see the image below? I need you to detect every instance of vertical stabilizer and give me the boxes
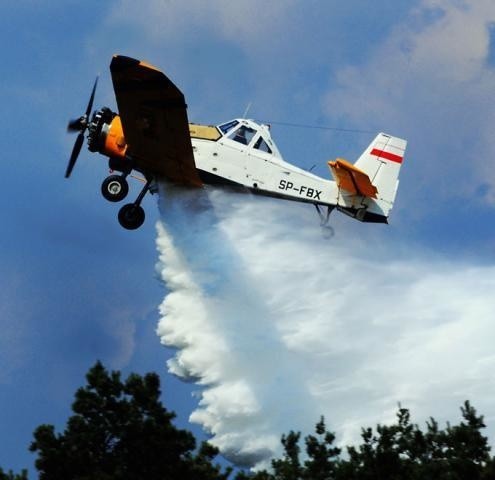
[329,133,407,223]
[354,133,407,208]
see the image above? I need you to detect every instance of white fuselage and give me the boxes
[191,119,339,207]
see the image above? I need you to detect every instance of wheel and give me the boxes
[101,175,129,202]
[118,203,145,230]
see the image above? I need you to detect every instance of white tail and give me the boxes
[354,133,407,220]
[355,133,406,204]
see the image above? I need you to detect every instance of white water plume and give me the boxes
[156,184,495,468]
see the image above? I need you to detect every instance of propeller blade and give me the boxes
[65,76,98,178]
[85,76,99,119]
[65,132,84,178]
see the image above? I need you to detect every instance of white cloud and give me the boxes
[325,0,495,205]
[103,1,423,124]
[156,186,495,468]
[107,0,298,52]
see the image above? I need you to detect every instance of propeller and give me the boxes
[65,76,99,178]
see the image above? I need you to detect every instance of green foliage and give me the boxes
[240,418,339,480]
[341,401,493,480]
[303,416,341,479]
[29,361,231,480]
[4,361,495,480]
[0,468,28,480]
[240,402,495,480]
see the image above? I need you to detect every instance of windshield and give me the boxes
[253,136,272,154]
[218,120,239,135]
[227,125,257,145]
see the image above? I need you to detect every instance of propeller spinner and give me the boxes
[65,76,99,178]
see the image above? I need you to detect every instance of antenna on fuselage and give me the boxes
[242,102,252,119]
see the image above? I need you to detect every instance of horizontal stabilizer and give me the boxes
[328,158,377,198]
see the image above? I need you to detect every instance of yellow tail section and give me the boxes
[328,158,377,198]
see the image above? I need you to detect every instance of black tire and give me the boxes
[118,203,145,230]
[101,175,129,202]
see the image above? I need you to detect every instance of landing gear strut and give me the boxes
[315,204,335,238]
[117,178,152,230]
[315,204,334,227]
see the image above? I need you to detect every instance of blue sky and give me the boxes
[2,0,495,474]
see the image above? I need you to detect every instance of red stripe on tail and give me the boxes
[370,148,403,164]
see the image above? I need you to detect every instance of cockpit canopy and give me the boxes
[218,119,282,159]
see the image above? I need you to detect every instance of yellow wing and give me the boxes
[328,158,377,198]
[110,55,202,187]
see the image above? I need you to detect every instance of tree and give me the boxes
[241,402,495,480]
[0,469,28,480]
[238,418,340,480]
[271,431,303,480]
[302,417,341,479]
[342,401,493,480]
[29,361,231,480]
[5,363,495,479]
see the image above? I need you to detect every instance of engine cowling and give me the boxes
[87,108,132,173]
[88,107,127,157]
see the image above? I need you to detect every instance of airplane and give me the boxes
[66,55,407,230]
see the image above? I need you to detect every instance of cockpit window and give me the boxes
[228,125,257,145]
[219,120,239,135]
[254,136,272,154]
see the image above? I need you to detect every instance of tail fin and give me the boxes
[329,133,407,223]
[355,133,407,208]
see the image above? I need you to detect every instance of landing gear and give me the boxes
[315,204,335,239]
[118,203,145,230]
[117,178,152,230]
[101,174,129,202]
[315,204,335,227]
